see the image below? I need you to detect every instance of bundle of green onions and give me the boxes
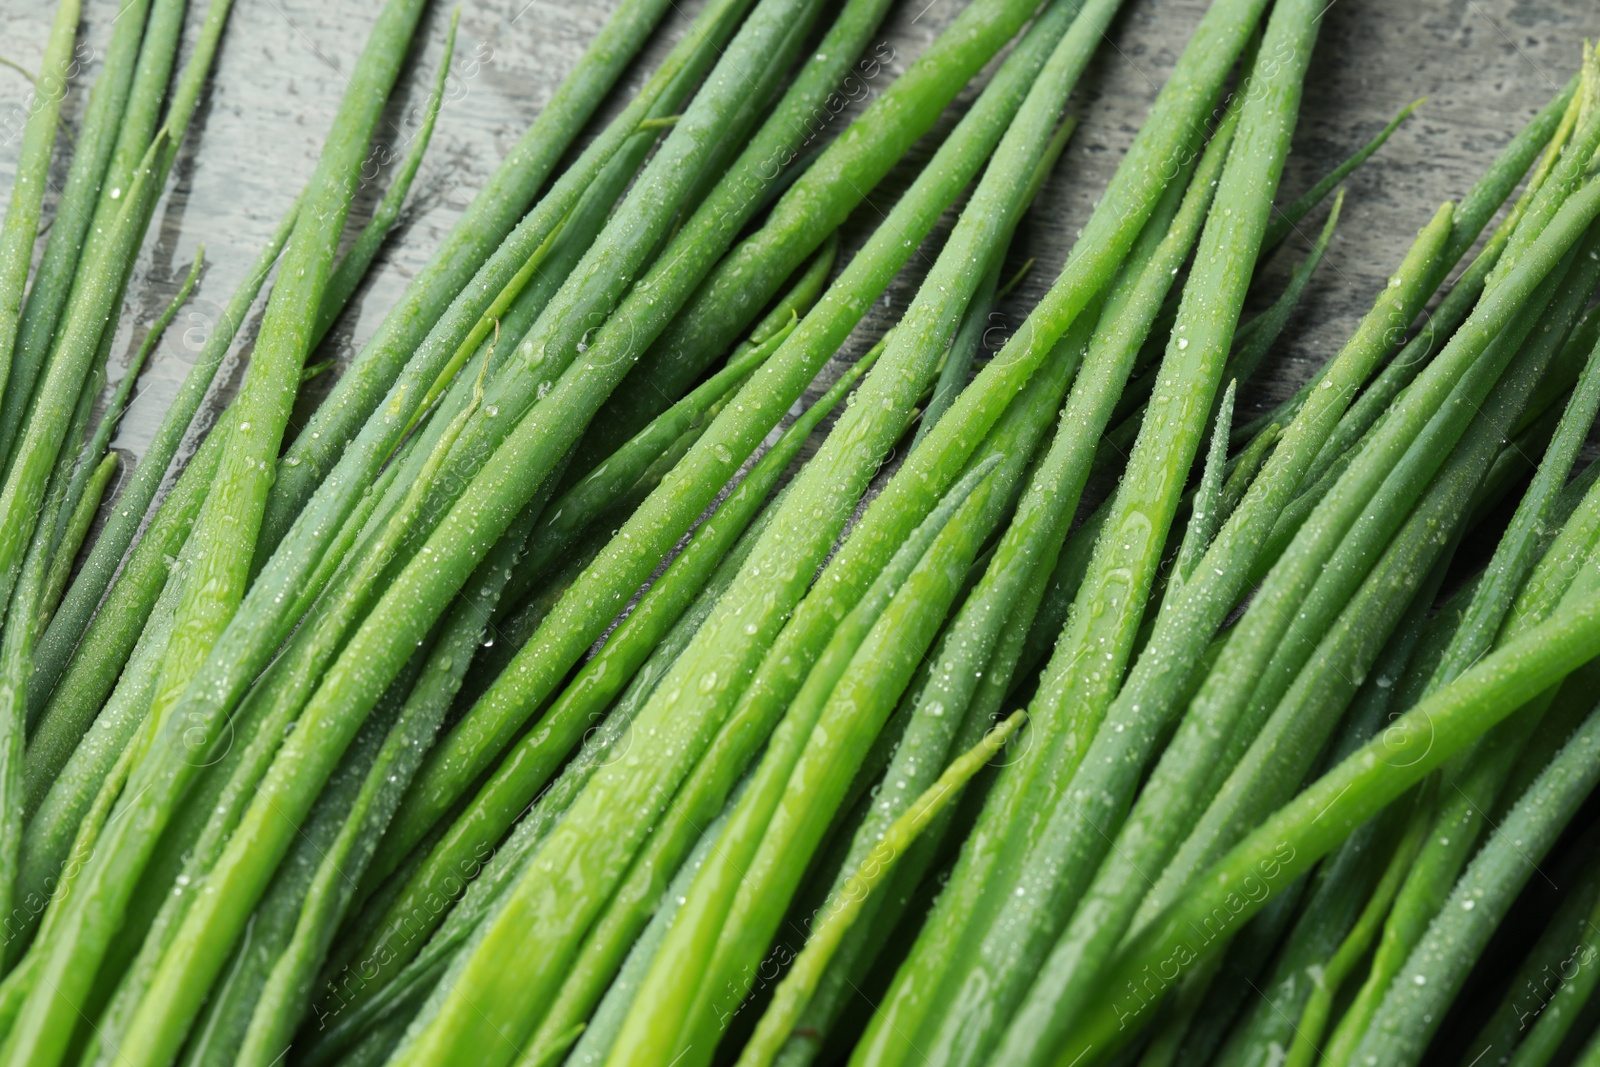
[0,0,1597,1064]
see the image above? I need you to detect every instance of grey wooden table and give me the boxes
[0,0,1596,501]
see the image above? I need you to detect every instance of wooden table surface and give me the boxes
[1,0,1596,507]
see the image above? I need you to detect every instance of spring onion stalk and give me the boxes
[0,0,81,418]
[520,430,1014,1067]
[237,551,519,1063]
[874,9,1321,1065]
[0,447,76,956]
[334,75,719,703]
[89,467,444,1067]
[1103,189,1340,459]
[1348,701,1600,1066]
[260,0,680,538]
[5,638,149,980]
[1168,382,1236,600]
[515,495,998,1067]
[0,0,241,622]
[1259,98,1422,252]
[1487,59,1600,293]
[1443,314,1600,708]
[80,471,407,1052]
[913,271,998,454]
[386,0,1095,871]
[1049,569,1600,1063]
[1289,227,1539,511]
[1335,318,1600,913]
[1205,806,1410,1067]
[515,228,838,575]
[36,451,116,628]
[1123,164,1600,946]
[1126,91,1433,399]
[0,128,165,630]
[978,189,1466,1067]
[1202,549,1457,1067]
[213,492,576,1060]
[1458,830,1600,1065]
[352,0,757,465]
[55,39,460,977]
[348,341,883,1019]
[0,1,429,1062]
[533,291,831,613]
[1190,202,1600,809]
[476,0,1283,1056]
[2,0,151,471]
[409,0,1286,1052]
[0,382,89,859]
[26,204,296,727]
[1502,883,1600,1066]
[1288,77,1579,496]
[12,429,190,976]
[12,567,183,964]
[558,795,743,1067]
[1278,790,1434,1067]
[146,0,806,911]
[313,12,456,345]
[67,119,432,1039]
[562,222,837,480]
[606,437,1017,1065]
[144,10,755,902]
[46,248,202,574]
[908,117,1078,455]
[737,713,1028,1067]
[510,316,797,596]
[1129,235,1594,1005]
[306,488,794,1067]
[1229,206,1339,389]
[575,0,1081,466]
[1493,657,1600,828]
[610,266,1091,1067]
[74,0,848,1060]
[251,0,784,597]
[480,117,1026,859]
[257,8,761,883]
[0,0,188,477]
[23,420,224,824]
[0,4,1569,1064]
[477,409,712,683]
[1578,1024,1600,1067]
[1318,336,1600,1067]
[384,60,702,458]
[786,75,1243,1067]
[176,669,413,1067]
[85,375,474,1067]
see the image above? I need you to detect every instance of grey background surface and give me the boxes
[0,0,1596,510]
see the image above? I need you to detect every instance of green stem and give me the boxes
[736,713,1028,1067]
[36,451,117,628]
[261,0,680,542]
[313,12,457,346]
[1349,701,1600,1066]
[1053,579,1600,1062]
[1,0,152,479]
[27,207,294,728]
[0,0,81,419]
[352,338,884,1022]
[0,1,428,1062]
